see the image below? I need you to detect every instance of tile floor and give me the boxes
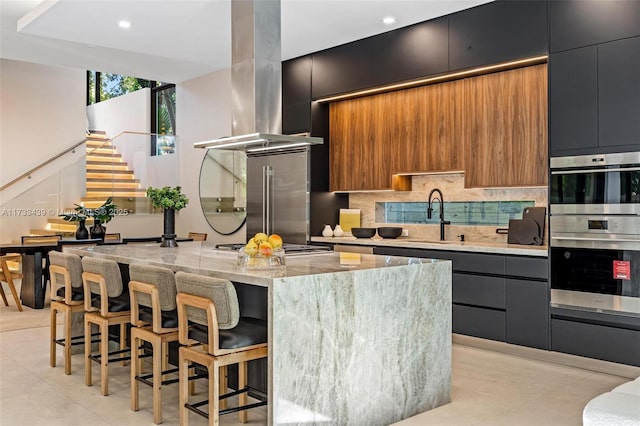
[0,301,635,426]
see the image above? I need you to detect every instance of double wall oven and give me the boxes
[549,152,640,316]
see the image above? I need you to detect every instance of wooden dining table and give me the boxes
[0,239,101,309]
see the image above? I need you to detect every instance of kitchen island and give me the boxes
[68,241,452,425]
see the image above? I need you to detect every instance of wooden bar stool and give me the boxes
[129,264,180,424]
[49,251,85,375]
[175,271,268,426]
[82,257,131,396]
[0,254,23,311]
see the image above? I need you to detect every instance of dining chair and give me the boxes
[187,232,208,242]
[82,257,131,396]
[21,235,62,245]
[104,233,121,242]
[129,264,179,424]
[49,251,85,374]
[0,254,23,311]
[176,271,268,425]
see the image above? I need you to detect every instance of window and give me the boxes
[151,83,176,156]
[86,72,177,156]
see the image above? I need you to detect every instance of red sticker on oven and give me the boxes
[613,260,631,280]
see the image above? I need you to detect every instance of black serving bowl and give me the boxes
[377,227,403,239]
[351,227,377,238]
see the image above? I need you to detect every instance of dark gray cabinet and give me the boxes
[310,18,448,99]
[506,279,549,350]
[549,46,598,155]
[282,56,312,134]
[551,308,640,366]
[598,36,640,149]
[448,0,547,71]
[372,246,549,349]
[549,36,640,156]
[549,0,640,53]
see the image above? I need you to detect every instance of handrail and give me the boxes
[204,151,247,185]
[0,137,87,191]
[1,131,176,192]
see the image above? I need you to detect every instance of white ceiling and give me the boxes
[1,0,492,83]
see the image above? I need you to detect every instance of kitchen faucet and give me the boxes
[427,188,451,241]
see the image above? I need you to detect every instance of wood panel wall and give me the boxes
[329,63,548,191]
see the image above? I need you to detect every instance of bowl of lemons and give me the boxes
[237,232,286,269]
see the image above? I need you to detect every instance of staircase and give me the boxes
[31,131,148,236]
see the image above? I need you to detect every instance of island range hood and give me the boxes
[194,0,322,152]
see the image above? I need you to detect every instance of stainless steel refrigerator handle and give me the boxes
[262,165,268,234]
[265,165,272,235]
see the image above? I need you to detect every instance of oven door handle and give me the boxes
[552,236,640,243]
[551,167,640,175]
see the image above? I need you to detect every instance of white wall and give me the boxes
[175,68,246,244]
[0,59,86,241]
[0,59,86,185]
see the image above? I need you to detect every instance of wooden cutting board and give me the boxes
[507,218,540,245]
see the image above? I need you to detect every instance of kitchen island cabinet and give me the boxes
[371,246,549,350]
[68,242,452,425]
[312,236,549,350]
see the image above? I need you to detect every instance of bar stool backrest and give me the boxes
[129,264,177,311]
[175,271,239,330]
[81,257,123,297]
[49,251,83,304]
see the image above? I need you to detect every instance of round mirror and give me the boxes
[199,149,247,235]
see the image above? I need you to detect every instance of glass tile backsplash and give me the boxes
[378,201,535,226]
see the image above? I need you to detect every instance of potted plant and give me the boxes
[87,197,117,240]
[146,186,189,247]
[60,209,89,240]
[60,197,117,240]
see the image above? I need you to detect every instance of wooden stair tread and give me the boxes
[86,169,134,174]
[87,177,140,183]
[86,152,121,158]
[86,165,129,171]
[87,183,141,189]
[87,159,127,166]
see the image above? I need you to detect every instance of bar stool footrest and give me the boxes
[135,367,180,387]
[185,386,268,419]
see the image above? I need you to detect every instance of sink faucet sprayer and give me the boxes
[427,188,451,241]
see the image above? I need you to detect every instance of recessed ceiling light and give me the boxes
[382,16,396,26]
[118,20,131,29]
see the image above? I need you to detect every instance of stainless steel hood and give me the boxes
[194,0,323,152]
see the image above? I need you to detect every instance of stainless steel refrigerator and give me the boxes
[246,147,310,244]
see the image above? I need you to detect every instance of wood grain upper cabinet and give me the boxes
[329,97,394,191]
[329,81,465,191]
[464,64,548,188]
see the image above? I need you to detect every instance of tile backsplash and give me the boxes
[348,173,548,244]
[378,200,535,225]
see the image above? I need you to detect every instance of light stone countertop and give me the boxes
[311,235,549,257]
[68,239,453,424]
[67,241,448,287]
